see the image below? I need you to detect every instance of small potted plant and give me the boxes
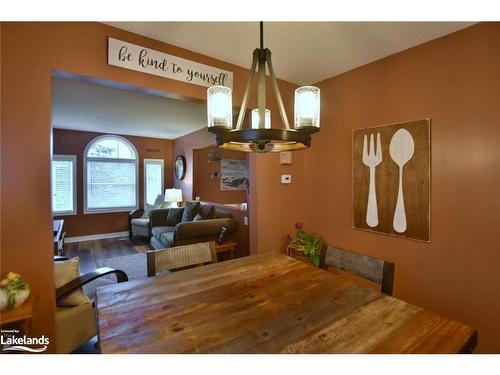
[289,223,326,267]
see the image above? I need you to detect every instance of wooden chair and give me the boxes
[147,241,217,277]
[319,245,395,295]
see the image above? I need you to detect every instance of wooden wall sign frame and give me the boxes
[352,119,431,242]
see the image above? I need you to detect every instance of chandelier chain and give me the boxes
[260,21,264,50]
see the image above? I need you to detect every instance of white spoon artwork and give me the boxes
[389,129,415,233]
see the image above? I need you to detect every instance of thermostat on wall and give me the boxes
[281,175,292,184]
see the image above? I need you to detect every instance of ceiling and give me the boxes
[106,22,474,85]
[52,76,207,139]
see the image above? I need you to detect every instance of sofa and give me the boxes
[149,202,238,249]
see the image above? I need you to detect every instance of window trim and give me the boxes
[52,154,77,216]
[144,158,165,208]
[83,135,139,214]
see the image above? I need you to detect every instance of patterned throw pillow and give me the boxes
[181,202,200,222]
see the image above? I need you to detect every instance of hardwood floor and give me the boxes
[64,236,151,274]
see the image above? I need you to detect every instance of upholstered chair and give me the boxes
[129,194,166,238]
[54,256,128,353]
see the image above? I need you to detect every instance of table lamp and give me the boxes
[164,188,183,208]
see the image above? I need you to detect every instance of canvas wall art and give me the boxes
[220,159,249,191]
[352,119,430,242]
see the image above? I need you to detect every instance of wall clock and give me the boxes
[175,155,186,180]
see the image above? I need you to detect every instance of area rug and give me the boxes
[96,253,148,281]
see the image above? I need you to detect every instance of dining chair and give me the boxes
[146,241,217,277]
[319,245,395,295]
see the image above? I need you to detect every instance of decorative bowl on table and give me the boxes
[0,272,30,312]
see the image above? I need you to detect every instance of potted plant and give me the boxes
[289,223,326,267]
[0,272,30,311]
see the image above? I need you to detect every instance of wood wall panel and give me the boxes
[352,119,430,241]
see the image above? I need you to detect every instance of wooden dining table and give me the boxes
[95,252,477,354]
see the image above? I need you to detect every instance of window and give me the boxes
[52,155,77,215]
[84,135,138,213]
[144,159,164,207]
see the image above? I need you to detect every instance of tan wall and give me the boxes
[193,146,248,204]
[303,23,500,353]
[53,129,173,236]
[0,22,297,348]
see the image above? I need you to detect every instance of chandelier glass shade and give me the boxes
[207,85,232,128]
[207,22,320,153]
[251,108,271,129]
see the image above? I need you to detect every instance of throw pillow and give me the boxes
[199,204,216,219]
[54,257,92,307]
[167,207,184,226]
[181,202,200,222]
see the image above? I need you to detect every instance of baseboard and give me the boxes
[65,231,129,243]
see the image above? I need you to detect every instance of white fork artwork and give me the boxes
[362,133,382,227]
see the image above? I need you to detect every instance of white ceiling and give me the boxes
[52,76,207,139]
[106,22,474,85]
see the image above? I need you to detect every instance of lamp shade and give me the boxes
[207,85,232,128]
[251,108,271,129]
[164,188,183,203]
[294,86,320,129]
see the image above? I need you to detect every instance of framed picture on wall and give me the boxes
[352,118,431,242]
[220,159,249,191]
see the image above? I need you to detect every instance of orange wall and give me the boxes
[193,146,248,204]
[53,129,173,236]
[303,23,500,353]
[250,151,307,254]
[0,21,299,348]
[173,127,214,201]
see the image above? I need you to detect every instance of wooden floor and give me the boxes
[64,236,151,274]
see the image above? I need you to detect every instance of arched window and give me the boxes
[84,135,138,213]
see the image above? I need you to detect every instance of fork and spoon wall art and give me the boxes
[353,119,430,242]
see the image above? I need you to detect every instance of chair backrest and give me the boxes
[320,245,395,295]
[147,241,217,277]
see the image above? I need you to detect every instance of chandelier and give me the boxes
[207,22,320,153]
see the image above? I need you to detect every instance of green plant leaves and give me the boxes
[294,229,325,267]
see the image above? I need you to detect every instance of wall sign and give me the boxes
[108,37,233,89]
[352,119,430,242]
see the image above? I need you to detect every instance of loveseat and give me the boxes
[149,202,237,249]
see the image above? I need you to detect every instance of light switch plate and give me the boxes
[281,175,292,184]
